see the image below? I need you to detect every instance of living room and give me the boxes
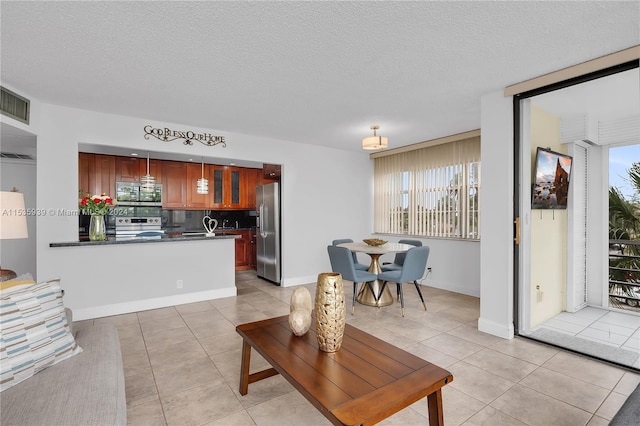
[1,2,639,425]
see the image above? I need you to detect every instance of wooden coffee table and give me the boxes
[237,315,453,425]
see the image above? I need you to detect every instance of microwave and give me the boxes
[116,182,162,206]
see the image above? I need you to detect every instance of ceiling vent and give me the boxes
[0,152,35,161]
[1,87,30,124]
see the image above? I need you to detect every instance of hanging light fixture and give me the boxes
[196,158,208,194]
[362,125,388,150]
[140,152,156,192]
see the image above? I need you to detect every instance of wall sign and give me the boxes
[144,125,226,147]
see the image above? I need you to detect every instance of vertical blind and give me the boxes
[374,136,481,239]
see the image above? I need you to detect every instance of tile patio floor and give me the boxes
[532,306,640,370]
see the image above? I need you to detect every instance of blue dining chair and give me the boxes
[381,239,423,272]
[327,245,378,314]
[331,239,369,270]
[377,246,430,317]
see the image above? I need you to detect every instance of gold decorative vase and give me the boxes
[314,272,346,352]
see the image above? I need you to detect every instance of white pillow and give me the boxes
[0,277,82,392]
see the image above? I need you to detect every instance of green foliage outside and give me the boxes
[609,161,640,308]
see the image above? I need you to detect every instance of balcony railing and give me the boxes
[609,239,640,311]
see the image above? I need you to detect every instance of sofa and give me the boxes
[1,279,126,425]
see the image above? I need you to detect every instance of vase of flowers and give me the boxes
[79,193,114,241]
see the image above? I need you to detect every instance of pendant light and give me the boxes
[140,152,156,192]
[362,125,388,150]
[196,158,208,194]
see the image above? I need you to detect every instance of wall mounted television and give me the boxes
[532,147,573,209]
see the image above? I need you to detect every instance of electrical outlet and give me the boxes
[177,279,183,289]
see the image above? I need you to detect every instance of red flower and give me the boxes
[81,198,88,206]
[105,197,113,205]
[93,197,101,203]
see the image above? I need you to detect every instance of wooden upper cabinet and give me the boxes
[186,163,212,209]
[79,153,115,198]
[140,158,163,183]
[139,158,163,184]
[162,161,187,208]
[80,153,259,210]
[116,157,163,183]
[115,157,140,182]
[211,166,232,209]
[211,166,256,209]
[78,153,92,198]
[243,168,258,209]
[262,164,281,183]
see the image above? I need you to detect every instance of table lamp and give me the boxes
[0,190,28,281]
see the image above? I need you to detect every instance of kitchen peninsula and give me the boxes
[47,232,238,321]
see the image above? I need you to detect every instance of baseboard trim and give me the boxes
[281,275,317,287]
[421,279,480,298]
[478,317,515,339]
[72,287,237,321]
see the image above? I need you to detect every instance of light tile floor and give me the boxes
[533,306,640,369]
[77,272,640,426]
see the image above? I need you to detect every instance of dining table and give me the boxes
[337,241,415,307]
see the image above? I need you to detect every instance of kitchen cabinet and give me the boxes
[115,157,139,182]
[116,157,163,183]
[262,164,281,183]
[163,161,213,209]
[212,166,255,209]
[186,163,212,209]
[78,153,91,197]
[139,158,163,184]
[162,161,187,208]
[78,153,115,199]
[232,230,256,271]
[244,168,259,209]
[80,153,259,210]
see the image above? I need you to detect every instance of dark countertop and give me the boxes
[50,232,240,248]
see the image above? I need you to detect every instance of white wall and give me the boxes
[478,90,515,339]
[380,237,480,297]
[0,160,37,279]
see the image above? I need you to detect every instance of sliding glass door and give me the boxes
[514,64,639,370]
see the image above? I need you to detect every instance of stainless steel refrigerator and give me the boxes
[256,182,281,284]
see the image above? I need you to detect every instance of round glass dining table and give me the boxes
[337,242,414,306]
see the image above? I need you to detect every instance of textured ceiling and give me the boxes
[1,1,638,153]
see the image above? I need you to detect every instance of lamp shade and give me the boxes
[362,125,388,150]
[196,177,209,194]
[140,153,155,192]
[196,159,209,194]
[362,135,388,150]
[0,191,28,239]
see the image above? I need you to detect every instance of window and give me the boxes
[373,135,480,239]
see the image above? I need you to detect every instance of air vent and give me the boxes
[0,152,34,160]
[1,87,30,124]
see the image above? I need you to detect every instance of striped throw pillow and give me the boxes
[0,277,83,392]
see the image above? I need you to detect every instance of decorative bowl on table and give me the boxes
[363,238,387,246]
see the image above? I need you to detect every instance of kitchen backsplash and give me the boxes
[161,209,256,232]
[82,208,256,236]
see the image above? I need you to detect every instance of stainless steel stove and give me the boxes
[115,217,164,240]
